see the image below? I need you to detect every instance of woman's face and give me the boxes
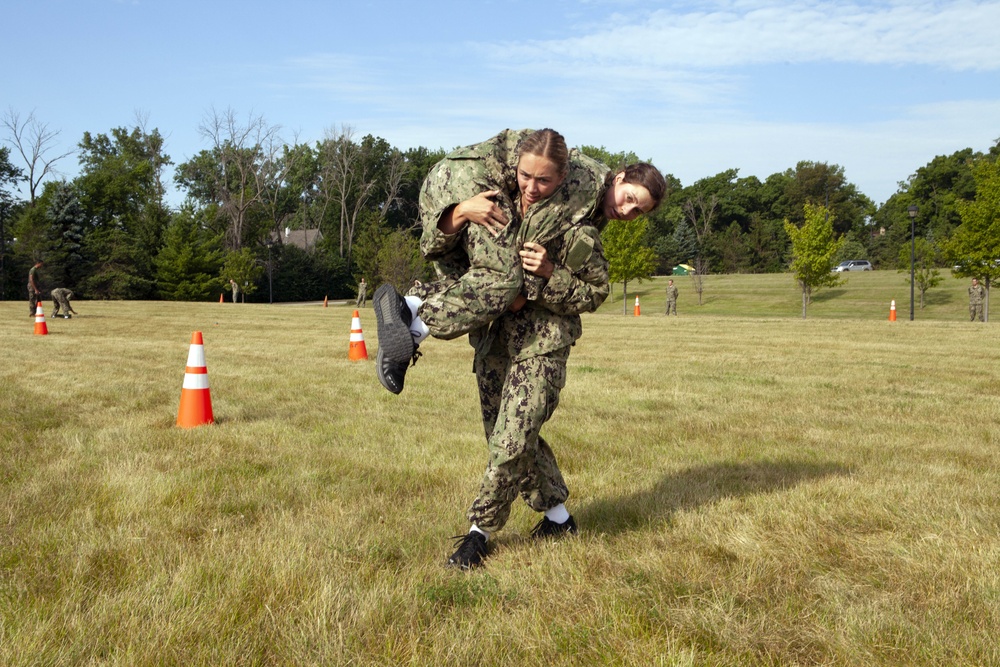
[602,173,655,220]
[517,153,564,209]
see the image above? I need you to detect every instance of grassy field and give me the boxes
[604,270,985,320]
[2,272,999,666]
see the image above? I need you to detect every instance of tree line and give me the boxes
[2,108,998,306]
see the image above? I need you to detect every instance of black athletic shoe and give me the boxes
[448,531,489,570]
[530,515,578,538]
[376,347,411,394]
[374,283,419,393]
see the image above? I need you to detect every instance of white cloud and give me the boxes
[494,1,1000,72]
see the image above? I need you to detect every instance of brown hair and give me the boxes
[517,128,569,178]
[613,162,668,211]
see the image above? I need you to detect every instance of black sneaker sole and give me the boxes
[375,347,403,395]
[373,284,415,364]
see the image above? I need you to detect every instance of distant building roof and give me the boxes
[272,227,323,251]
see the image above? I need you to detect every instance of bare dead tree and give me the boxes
[199,107,282,250]
[683,193,719,305]
[320,125,379,265]
[2,108,75,203]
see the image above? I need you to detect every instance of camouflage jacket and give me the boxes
[419,129,524,262]
[969,284,986,304]
[472,222,610,364]
[419,129,610,267]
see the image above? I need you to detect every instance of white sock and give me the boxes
[544,504,570,524]
[404,295,430,344]
[470,525,489,540]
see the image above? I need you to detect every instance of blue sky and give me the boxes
[4,0,1000,207]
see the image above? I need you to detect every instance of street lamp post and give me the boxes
[908,205,918,321]
[265,237,274,304]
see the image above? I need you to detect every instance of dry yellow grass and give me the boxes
[2,288,999,665]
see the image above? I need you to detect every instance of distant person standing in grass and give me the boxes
[230,279,240,303]
[665,278,678,315]
[50,288,77,318]
[969,278,986,321]
[356,278,367,308]
[27,260,44,317]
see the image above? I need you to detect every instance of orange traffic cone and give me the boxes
[219,293,224,303]
[176,331,214,428]
[634,295,641,317]
[349,310,369,361]
[889,299,897,322]
[324,295,328,308]
[33,304,48,335]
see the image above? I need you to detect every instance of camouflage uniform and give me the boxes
[969,282,986,321]
[466,222,609,533]
[665,282,678,315]
[356,279,367,308]
[414,129,609,340]
[50,288,77,317]
[28,265,42,316]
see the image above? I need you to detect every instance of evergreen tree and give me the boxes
[45,182,87,289]
[154,206,224,301]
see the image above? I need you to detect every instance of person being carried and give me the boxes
[373,128,666,394]
[50,288,78,318]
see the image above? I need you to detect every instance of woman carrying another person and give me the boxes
[373,128,665,394]
[374,127,667,567]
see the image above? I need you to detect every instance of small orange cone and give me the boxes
[324,295,328,308]
[349,310,369,361]
[889,299,897,322]
[177,331,214,428]
[634,295,641,317]
[33,304,48,335]
[219,293,224,303]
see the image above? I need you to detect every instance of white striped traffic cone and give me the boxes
[176,331,214,427]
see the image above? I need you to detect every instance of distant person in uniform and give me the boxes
[665,278,678,316]
[356,278,368,308]
[230,279,240,303]
[50,288,78,318]
[28,260,44,317]
[969,278,986,322]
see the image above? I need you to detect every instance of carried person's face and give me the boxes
[603,173,654,221]
[517,154,564,209]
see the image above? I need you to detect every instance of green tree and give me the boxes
[76,124,172,298]
[0,146,24,298]
[897,237,942,310]
[155,206,224,301]
[945,157,1000,321]
[784,204,845,319]
[373,228,424,292]
[602,216,658,315]
[221,247,264,302]
[779,161,874,237]
[45,182,87,289]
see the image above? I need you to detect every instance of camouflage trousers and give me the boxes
[467,346,570,533]
[51,294,75,316]
[970,303,984,322]
[28,286,40,317]
[416,221,524,340]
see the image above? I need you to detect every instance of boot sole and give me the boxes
[373,284,415,364]
[375,348,403,395]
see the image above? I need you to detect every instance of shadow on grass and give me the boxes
[811,289,847,303]
[576,459,849,537]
